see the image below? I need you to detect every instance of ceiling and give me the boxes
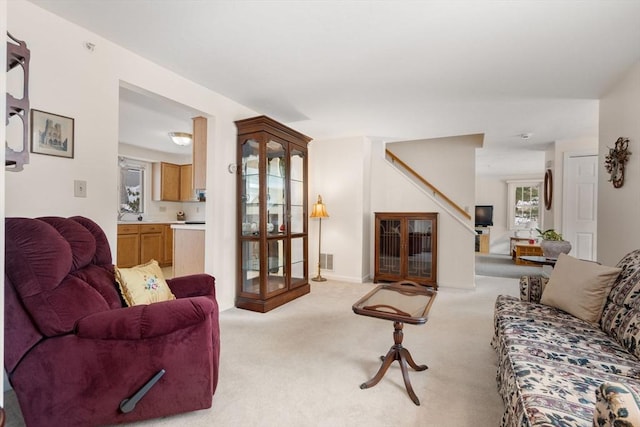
[118,84,200,155]
[29,0,640,175]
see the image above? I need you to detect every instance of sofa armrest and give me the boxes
[75,296,214,340]
[166,274,216,299]
[594,382,640,427]
[519,275,548,303]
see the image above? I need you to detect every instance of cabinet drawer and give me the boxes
[140,224,164,234]
[117,224,139,235]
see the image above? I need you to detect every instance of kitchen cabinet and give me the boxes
[235,115,311,313]
[152,162,194,202]
[116,224,140,267]
[117,223,173,268]
[374,212,438,289]
[179,164,194,202]
[139,224,164,265]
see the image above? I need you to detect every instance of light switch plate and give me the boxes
[74,180,87,198]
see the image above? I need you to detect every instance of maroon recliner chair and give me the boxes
[4,216,220,426]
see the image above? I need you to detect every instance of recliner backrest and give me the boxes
[5,217,122,340]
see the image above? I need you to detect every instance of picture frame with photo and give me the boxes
[30,109,74,158]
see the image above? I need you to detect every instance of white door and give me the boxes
[563,153,598,260]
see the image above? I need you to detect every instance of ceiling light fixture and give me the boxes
[168,132,192,146]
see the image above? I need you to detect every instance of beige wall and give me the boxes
[6,0,255,311]
[308,136,370,282]
[372,138,478,289]
[598,61,640,266]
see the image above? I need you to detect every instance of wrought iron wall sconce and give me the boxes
[604,137,631,188]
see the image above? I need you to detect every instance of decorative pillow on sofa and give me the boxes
[115,259,176,306]
[540,253,621,323]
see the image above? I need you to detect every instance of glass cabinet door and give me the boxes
[266,139,286,294]
[406,218,433,280]
[289,145,305,235]
[377,218,402,276]
[290,236,306,287]
[240,138,260,295]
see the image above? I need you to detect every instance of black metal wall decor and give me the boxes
[604,137,631,188]
[6,32,31,172]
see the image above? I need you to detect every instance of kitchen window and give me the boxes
[119,157,145,214]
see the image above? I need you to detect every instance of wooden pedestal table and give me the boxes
[352,281,436,405]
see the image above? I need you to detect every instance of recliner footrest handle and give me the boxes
[119,369,166,413]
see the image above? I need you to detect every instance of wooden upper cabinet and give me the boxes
[179,164,194,201]
[192,116,207,190]
[153,162,195,202]
[152,162,180,201]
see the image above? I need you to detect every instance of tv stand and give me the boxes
[475,227,490,253]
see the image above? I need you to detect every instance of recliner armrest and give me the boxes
[75,296,214,340]
[519,275,548,303]
[166,274,216,299]
[594,382,640,427]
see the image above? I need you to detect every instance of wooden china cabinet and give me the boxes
[235,116,312,312]
[374,212,438,289]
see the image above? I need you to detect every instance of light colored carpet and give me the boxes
[475,253,544,278]
[4,277,519,427]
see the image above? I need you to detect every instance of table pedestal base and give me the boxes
[359,321,428,405]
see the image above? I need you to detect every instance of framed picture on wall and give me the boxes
[30,109,74,158]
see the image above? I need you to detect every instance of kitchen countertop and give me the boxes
[171,223,205,231]
[118,220,186,225]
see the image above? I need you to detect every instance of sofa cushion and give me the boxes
[494,295,640,379]
[540,253,620,323]
[116,260,176,306]
[498,348,640,427]
[601,249,640,360]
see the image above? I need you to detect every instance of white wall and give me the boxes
[308,134,480,289]
[389,134,482,215]
[6,0,256,311]
[371,140,477,289]
[1,0,7,404]
[598,61,640,266]
[308,136,369,282]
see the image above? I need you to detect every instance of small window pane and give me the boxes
[119,162,144,214]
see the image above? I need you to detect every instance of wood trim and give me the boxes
[192,116,207,190]
[385,149,471,220]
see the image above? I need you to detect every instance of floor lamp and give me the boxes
[310,195,329,282]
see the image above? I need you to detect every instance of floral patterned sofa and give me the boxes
[492,249,640,427]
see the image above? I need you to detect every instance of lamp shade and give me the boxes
[168,132,192,146]
[310,195,329,218]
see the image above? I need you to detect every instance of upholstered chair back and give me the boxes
[5,216,122,372]
[600,249,640,358]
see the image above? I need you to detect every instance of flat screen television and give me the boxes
[475,205,494,227]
